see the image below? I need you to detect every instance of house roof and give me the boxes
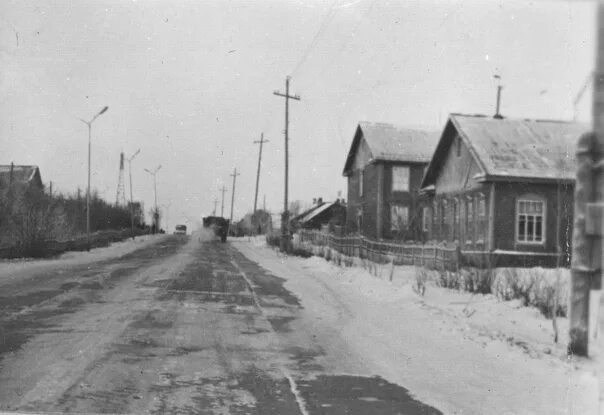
[299,201,340,223]
[421,114,589,187]
[343,122,440,175]
[0,165,42,188]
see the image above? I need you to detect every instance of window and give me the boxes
[456,136,461,157]
[433,201,439,237]
[422,207,430,232]
[476,193,487,243]
[359,169,364,197]
[453,199,459,240]
[392,166,410,192]
[466,197,474,243]
[391,204,409,231]
[517,199,545,243]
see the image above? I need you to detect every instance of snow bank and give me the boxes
[233,239,600,414]
[0,234,166,281]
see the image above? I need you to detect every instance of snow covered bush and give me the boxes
[491,268,568,317]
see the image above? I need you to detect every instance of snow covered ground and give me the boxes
[0,234,166,284]
[233,237,601,414]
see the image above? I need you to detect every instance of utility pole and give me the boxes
[127,149,140,239]
[273,76,301,252]
[253,132,269,214]
[569,3,604,361]
[220,185,227,217]
[144,165,162,233]
[213,198,218,215]
[229,168,240,232]
[79,106,109,251]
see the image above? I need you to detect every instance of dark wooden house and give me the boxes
[420,114,587,267]
[292,199,346,231]
[342,122,439,240]
[0,164,43,196]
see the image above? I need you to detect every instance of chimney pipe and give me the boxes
[494,75,503,119]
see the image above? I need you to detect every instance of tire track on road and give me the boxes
[230,258,310,415]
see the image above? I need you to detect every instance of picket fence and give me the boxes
[297,229,461,271]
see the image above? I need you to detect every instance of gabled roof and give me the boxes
[421,114,589,187]
[0,165,43,188]
[298,201,342,223]
[343,122,440,175]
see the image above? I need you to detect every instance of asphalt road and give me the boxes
[0,234,440,414]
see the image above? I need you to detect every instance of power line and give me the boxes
[290,0,340,78]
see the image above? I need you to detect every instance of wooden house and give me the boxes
[342,122,440,240]
[0,164,43,196]
[420,114,587,267]
[292,199,346,231]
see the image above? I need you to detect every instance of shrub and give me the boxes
[491,268,568,317]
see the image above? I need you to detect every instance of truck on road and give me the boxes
[202,216,229,242]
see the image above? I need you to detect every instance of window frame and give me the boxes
[390,204,409,232]
[422,206,430,232]
[515,198,546,245]
[359,169,364,197]
[391,166,410,192]
[465,196,474,244]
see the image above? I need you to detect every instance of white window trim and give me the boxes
[515,198,546,245]
[422,207,429,232]
[392,166,410,192]
[359,169,364,197]
[390,204,409,231]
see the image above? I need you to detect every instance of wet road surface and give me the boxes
[0,234,440,414]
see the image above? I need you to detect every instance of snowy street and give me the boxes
[0,234,598,414]
[232,238,600,415]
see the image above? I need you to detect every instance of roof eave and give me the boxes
[480,174,575,184]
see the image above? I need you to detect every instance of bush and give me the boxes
[266,231,281,248]
[491,268,568,317]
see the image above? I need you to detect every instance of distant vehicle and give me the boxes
[174,224,187,235]
[202,216,229,242]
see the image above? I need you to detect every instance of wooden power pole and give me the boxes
[274,76,301,252]
[253,132,268,214]
[229,167,240,228]
[220,185,227,217]
[569,3,604,360]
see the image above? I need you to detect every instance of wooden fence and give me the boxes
[297,229,460,271]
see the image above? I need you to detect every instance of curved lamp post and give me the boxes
[79,106,109,251]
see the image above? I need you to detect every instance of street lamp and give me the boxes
[144,165,162,233]
[79,106,109,251]
[127,149,141,239]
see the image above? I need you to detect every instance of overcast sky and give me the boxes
[0,0,596,228]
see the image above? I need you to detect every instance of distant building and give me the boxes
[0,164,43,195]
[292,198,346,231]
[421,113,588,267]
[342,122,440,240]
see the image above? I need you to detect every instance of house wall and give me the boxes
[428,135,491,248]
[346,136,375,235]
[360,163,380,238]
[493,181,574,257]
[382,161,428,240]
[434,134,483,193]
